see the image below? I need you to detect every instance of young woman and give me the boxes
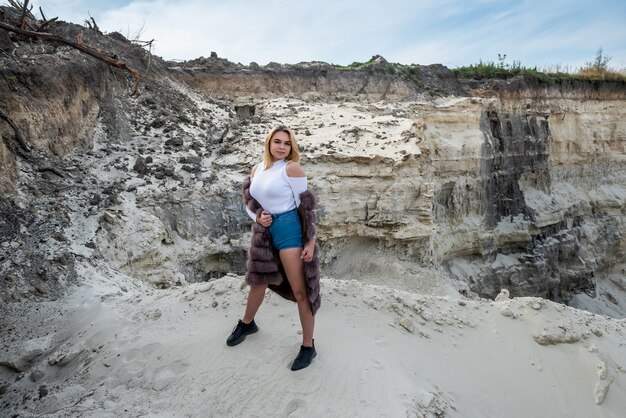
[226,126,321,371]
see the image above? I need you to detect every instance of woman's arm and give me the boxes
[286,162,307,208]
[285,162,305,178]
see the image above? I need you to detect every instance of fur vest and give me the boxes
[242,176,321,315]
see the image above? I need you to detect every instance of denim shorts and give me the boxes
[268,209,303,250]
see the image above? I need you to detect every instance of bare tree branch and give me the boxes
[0,21,142,95]
[7,0,33,18]
[87,13,100,34]
[36,17,58,32]
[39,6,47,21]
[18,0,31,30]
[0,108,30,152]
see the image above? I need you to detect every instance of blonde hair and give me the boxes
[262,125,300,169]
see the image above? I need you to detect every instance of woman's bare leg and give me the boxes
[279,248,315,347]
[242,284,267,323]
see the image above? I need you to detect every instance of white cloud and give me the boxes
[26,0,626,68]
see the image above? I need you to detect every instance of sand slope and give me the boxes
[2,260,625,417]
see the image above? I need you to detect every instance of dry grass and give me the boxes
[576,68,626,81]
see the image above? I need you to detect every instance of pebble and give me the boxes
[399,318,415,333]
[36,283,49,295]
[500,306,517,319]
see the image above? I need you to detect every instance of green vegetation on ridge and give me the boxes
[454,49,625,82]
[333,49,625,83]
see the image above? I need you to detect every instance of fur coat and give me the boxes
[242,176,321,315]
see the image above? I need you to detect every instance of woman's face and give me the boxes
[269,130,291,161]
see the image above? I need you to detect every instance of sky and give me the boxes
[29,0,626,70]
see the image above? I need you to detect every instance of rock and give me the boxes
[494,289,510,302]
[399,317,415,333]
[235,105,255,120]
[48,348,85,367]
[102,211,117,223]
[533,325,581,345]
[197,283,213,292]
[419,309,434,322]
[0,29,13,52]
[55,252,74,266]
[51,233,69,242]
[165,138,184,147]
[89,194,101,205]
[181,165,199,173]
[133,157,147,175]
[500,306,517,318]
[35,282,49,295]
[151,118,166,128]
[363,294,386,310]
[593,378,612,405]
[29,370,45,382]
[179,155,201,165]
[597,361,607,380]
[0,337,50,372]
[38,385,48,398]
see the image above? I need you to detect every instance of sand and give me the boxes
[2,258,625,417]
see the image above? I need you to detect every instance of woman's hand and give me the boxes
[300,239,315,263]
[256,211,272,228]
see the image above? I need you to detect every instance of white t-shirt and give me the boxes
[246,159,307,221]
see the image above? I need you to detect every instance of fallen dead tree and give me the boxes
[0,0,147,157]
[0,0,142,95]
[0,108,29,153]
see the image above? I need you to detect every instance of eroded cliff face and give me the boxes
[1,27,625,316]
[0,140,16,194]
[169,55,461,101]
[427,98,625,301]
[203,93,625,303]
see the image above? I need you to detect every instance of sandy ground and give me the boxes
[2,258,625,417]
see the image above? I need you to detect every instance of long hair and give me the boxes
[262,125,300,169]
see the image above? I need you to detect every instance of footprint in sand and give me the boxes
[374,335,387,346]
[151,360,190,391]
[371,359,384,369]
[284,399,306,417]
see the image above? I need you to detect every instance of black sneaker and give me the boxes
[290,342,317,371]
[226,319,258,346]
